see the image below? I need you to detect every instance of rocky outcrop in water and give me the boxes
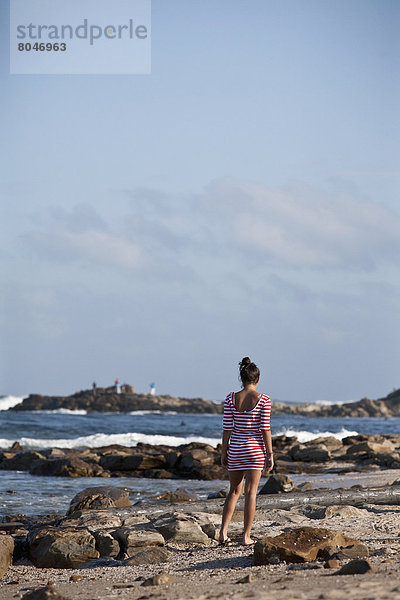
[10,387,400,417]
[11,387,221,414]
[272,389,400,418]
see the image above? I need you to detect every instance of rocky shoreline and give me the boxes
[9,387,400,417]
[1,479,400,599]
[1,433,399,480]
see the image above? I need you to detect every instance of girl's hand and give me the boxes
[265,454,274,473]
[221,451,228,468]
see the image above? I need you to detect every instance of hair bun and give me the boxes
[239,357,251,370]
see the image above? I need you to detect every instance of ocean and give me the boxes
[0,395,399,516]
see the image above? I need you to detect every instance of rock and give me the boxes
[151,487,199,502]
[336,559,374,575]
[253,526,366,565]
[124,547,170,565]
[152,513,211,545]
[290,444,331,463]
[30,457,103,477]
[329,544,369,560]
[259,473,295,494]
[28,526,99,568]
[68,486,130,514]
[60,510,122,532]
[142,572,177,586]
[79,557,121,568]
[113,524,165,555]
[297,482,313,491]
[69,575,83,582]
[262,509,307,525]
[324,505,366,519]
[93,531,120,558]
[236,574,254,583]
[207,489,228,499]
[324,559,340,569]
[0,451,46,471]
[22,584,70,600]
[10,441,23,452]
[0,535,14,577]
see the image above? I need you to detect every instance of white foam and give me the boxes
[0,396,25,411]
[314,399,356,406]
[37,409,88,415]
[275,427,358,443]
[0,431,220,451]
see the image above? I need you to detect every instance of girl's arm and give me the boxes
[221,430,231,467]
[262,429,274,472]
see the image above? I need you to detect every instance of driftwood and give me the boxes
[255,484,400,510]
[156,485,400,517]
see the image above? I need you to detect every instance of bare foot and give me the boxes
[242,537,255,546]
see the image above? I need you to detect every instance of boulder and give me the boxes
[113,524,165,556]
[0,535,14,577]
[152,512,211,545]
[68,486,130,514]
[60,510,122,532]
[29,457,103,477]
[28,526,99,568]
[124,547,170,565]
[290,444,331,463]
[259,473,295,494]
[253,526,366,565]
[0,451,46,471]
[178,449,215,471]
[345,440,394,459]
[100,453,167,471]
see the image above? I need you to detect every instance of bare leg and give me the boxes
[243,469,262,545]
[219,470,244,543]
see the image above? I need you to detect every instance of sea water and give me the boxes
[0,396,399,515]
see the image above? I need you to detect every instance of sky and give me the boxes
[1,0,399,403]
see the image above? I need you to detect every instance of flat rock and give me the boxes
[124,547,170,565]
[60,510,122,532]
[253,526,366,564]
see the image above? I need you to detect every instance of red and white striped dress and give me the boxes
[223,392,271,471]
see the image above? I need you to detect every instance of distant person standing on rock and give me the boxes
[92,381,97,395]
[219,357,273,546]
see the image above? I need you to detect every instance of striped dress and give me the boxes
[223,392,271,471]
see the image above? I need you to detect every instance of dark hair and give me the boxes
[238,357,260,386]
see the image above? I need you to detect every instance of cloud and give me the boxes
[20,179,400,278]
[202,177,400,269]
[21,206,144,269]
